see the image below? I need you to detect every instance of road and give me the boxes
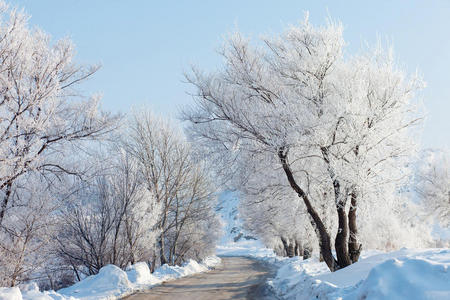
[124,256,279,300]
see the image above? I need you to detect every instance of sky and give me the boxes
[8,0,450,149]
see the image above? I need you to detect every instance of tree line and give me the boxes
[0,4,219,288]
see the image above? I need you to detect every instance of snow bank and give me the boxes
[58,265,132,299]
[153,259,209,281]
[20,282,72,300]
[57,256,220,299]
[353,255,450,300]
[271,248,450,300]
[0,287,22,300]
[1,256,221,300]
[126,262,159,286]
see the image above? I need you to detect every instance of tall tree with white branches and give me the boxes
[183,15,424,271]
[0,2,119,227]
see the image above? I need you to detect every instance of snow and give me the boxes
[1,256,221,300]
[215,191,278,259]
[0,287,22,300]
[271,248,450,300]
[58,265,132,299]
[21,283,71,300]
[216,239,276,257]
[353,255,449,300]
[125,262,159,286]
[216,190,246,245]
[153,259,209,281]
[201,255,222,267]
[0,188,228,300]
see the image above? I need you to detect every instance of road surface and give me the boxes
[124,256,278,300]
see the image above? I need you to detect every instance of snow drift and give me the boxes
[125,262,159,286]
[272,248,450,300]
[0,287,21,300]
[354,255,449,300]
[58,265,132,299]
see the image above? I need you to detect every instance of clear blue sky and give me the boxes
[9,0,450,149]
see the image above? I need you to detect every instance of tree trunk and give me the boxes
[150,256,156,273]
[348,191,361,263]
[321,146,352,270]
[335,204,352,269]
[304,246,312,260]
[281,237,296,258]
[295,240,302,257]
[287,241,295,258]
[278,149,338,271]
[281,236,289,257]
[158,233,167,265]
[0,181,13,227]
[170,243,177,265]
[73,267,81,282]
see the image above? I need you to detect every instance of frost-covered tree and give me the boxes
[0,2,119,287]
[234,151,317,258]
[57,148,160,278]
[0,173,60,287]
[0,2,118,227]
[124,110,220,266]
[183,15,424,271]
[416,149,450,228]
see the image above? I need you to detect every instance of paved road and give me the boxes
[124,257,278,300]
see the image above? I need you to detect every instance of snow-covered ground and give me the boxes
[272,248,450,300]
[0,257,221,300]
[216,190,280,259]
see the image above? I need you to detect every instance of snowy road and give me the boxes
[124,257,278,300]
